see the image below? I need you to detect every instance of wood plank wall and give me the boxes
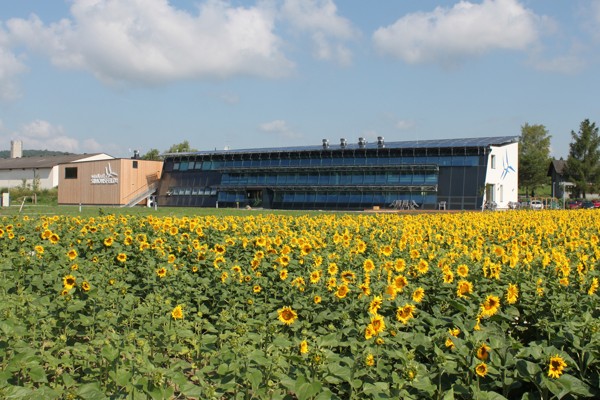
[58,159,163,205]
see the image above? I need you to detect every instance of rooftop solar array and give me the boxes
[164,136,519,157]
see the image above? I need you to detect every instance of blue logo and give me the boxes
[501,150,515,180]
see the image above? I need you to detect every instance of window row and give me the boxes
[170,155,480,171]
[167,187,216,196]
[221,172,438,186]
[217,191,438,205]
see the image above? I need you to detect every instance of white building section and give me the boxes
[0,153,114,190]
[484,142,519,209]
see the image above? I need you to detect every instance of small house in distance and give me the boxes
[0,141,113,190]
[58,158,163,206]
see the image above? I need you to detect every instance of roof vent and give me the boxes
[322,139,329,149]
[358,137,366,149]
[340,138,347,149]
[377,136,385,148]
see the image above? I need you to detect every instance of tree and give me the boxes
[565,119,600,198]
[166,140,196,154]
[141,148,161,161]
[518,123,551,197]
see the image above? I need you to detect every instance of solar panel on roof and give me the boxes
[162,136,518,157]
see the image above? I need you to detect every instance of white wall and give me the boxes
[0,168,54,190]
[0,154,113,190]
[484,142,519,209]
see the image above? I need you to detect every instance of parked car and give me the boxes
[592,199,600,208]
[567,200,582,209]
[581,201,596,209]
[530,200,544,210]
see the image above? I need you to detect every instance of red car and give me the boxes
[567,200,582,209]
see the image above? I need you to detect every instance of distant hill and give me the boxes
[0,150,75,158]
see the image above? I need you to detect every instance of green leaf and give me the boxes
[2,386,34,399]
[318,333,339,347]
[295,380,322,400]
[109,368,133,387]
[363,382,389,397]
[442,387,454,400]
[179,382,204,398]
[474,391,509,400]
[327,363,352,383]
[101,346,119,362]
[556,374,595,398]
[246,368,263,391]
[61,373,76,388]
[76,382,107,400]
[515,360,541,379]
[216,363,229,375]
[28,365,47,383]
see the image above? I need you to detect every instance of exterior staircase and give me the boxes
[122,181,159,207]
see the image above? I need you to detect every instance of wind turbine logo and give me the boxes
[105,163,118,178]
[501,151,515,180]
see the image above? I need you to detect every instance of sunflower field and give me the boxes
[0,210,598,399]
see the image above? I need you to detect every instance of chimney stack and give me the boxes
[10,140,23,158]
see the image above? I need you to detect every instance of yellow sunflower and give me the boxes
[335,284,349,299]
[299,340,309,355]
[476,343,491,361]
[548,355,567,379]
[67,249,78,260]
[480,295,501,318]
[63,275,76,290]
[396,304,415,324]
[412,287,425,303]
[456,280,473,298]
[368,295,383,315]
[505,283,519,304]
[171,305,184,320]
[277,306,298,325]
[475,362,488,377]
[156,267,167,278]
[363,259,375,273]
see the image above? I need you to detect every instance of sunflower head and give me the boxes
[548,355,567,379]
[277,306,298,325]
[475,362,488,377]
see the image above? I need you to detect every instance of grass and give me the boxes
[0,204,338,219]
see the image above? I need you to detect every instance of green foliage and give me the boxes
[565,119,600,197]
[0,187,58,206]
[141,148,162,161]
[519,123,552,196]
[165,140,196,154]
[0,150,73,159]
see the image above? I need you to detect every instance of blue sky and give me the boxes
[1,0,599,159]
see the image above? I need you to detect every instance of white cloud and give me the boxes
[9,119,117,154]
[11,120,78,151]
[281,0,357,65]
[372,0,542,66]
[396,120,415,131]
[6,0,293,85]
[259,119,302,139]
[0,27,27,100]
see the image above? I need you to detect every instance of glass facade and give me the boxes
[157,137,517,210]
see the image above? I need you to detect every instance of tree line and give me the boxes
[520,119,600,198]
[140,140,196,161]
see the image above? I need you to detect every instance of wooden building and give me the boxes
[58,158,163,206]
